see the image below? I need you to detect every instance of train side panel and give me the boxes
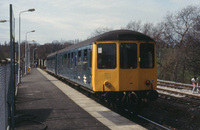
[53,45,93,90]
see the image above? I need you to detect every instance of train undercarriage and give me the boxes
[96,90,158,110]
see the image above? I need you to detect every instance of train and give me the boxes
[46,30,158,107]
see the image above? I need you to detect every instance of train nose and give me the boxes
[147,90,158,101]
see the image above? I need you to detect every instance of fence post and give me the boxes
[10,4,15,129]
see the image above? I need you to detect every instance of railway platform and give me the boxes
[15,68,146,130]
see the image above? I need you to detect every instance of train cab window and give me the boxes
[140,43,154,68]
[120,43,137,69]
[97,43,116,69]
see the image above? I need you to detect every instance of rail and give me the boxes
[157,79,200,98]
[157,79,193,89]
[137,115,171,130]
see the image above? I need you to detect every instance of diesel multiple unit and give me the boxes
[46,30,158,107]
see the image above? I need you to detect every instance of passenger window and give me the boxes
[71,52,74,68]
[58,55,62,65]
[61,55,63,65]
[83,49,88,71]
[89,50,92,68]
[97,43,116,69]
[120,43,137,69]
[74,52,77,67]
[78,51,81,62]
[140,43,154,68]
[64,54,67,65]
[84,49,87,60]
[68,53,70,68]
[77,50,82,71]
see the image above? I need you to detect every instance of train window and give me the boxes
[78,50,81,62]
[97,43,116,69]
[83,49,88,71]
[84,49,87,57]
[58,55,61,65]
[61,55,63,65]
[120,43,137,69]
[74,52,77,67]
[71,52,74,68]
[83,49,87,61]
[64,54,67,65]
[68,53,70,68]
[140,43,154,68]
[77,50,82,71]
[89,50,92,68]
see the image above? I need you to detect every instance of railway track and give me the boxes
[157,79,200,98]
[121,109,171,130]
[130,79,200,130]
[157,79,200,109]
[137,115,170,130]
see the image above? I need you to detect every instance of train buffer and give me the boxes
[15,68,146,130]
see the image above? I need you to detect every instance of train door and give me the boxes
[87,47,92,88]
[81,48,90,88]
[77,49,82,83]
[138,42,157,90]
[63,53,67,78]
[70,51,75,81]
[67,52,71,79]
[119,42,139,91]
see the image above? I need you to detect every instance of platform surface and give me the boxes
[15,68,146,130]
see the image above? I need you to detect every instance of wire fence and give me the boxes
[0,62,18,130]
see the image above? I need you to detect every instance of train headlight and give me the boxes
[104,81,111,87]
[146,80,151,86]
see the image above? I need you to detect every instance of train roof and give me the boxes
[47,29,154,57]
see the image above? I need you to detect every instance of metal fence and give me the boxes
[0,63,10,130]
[0,62,17,130]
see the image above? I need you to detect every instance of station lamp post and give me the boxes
[28,41,36,68]
[18,8,35,83]
[25,30,35,74]
[33,48,37,67]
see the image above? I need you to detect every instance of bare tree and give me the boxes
[125,20,142,32]
[90,27,113,38]
[164,6,200,47]
[160,5,200,82]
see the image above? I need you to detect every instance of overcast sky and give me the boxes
[0,0,200,45]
